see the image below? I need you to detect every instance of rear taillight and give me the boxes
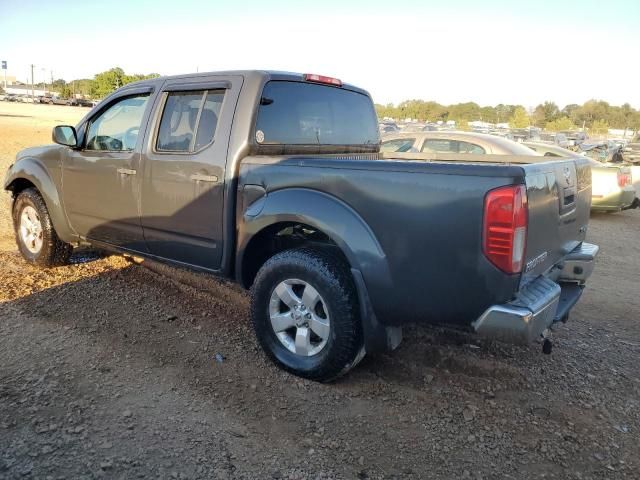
[483,185,528,274]
[617,171,632,188]
[303,73,342,86]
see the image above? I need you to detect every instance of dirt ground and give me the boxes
[1,103,639,480]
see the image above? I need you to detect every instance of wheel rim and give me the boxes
[269,279,331,357]
[19,205,44,254]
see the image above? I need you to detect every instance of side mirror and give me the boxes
[52,125,78,148]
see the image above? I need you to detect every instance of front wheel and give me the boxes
[12,188,72,267]
[250,248,365,382]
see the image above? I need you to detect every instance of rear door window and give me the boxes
[422,139,485,154]
[457,141,486,154]
[380,138,416,152]
[422,139,454,153]
[255,81,378,146]
[156,90,225,153]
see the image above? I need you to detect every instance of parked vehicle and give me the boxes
[4,70,598,381]
[623,133,640,163]
[400,123,438,133]
[578,140,625,163]
[524,142,638,212]
[539,132,570,149]
[75,98,93,107]
[381,131,539,155]
[510,127,541,143]
[49,96,70,106]
[379,124,398,135]
[560,131,587,147]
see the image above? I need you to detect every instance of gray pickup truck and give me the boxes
[4,70,599,381]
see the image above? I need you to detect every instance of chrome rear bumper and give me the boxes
[472,242,599,344]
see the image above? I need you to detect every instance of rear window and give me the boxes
[255,81,378,146]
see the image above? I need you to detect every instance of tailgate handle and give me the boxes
[117,168,137,176]
[564,192,575,206]
[560,186,577,213]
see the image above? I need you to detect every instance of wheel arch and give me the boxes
[236,188,399,353]
[4,158,76,243]
[236,188,389,289]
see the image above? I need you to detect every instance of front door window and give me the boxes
[85,94,150,151]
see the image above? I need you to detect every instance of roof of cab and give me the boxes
[122,70,371,97]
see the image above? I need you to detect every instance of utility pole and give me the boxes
[1,60,7,89]
[30,64,35,101]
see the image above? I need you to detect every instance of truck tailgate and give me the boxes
[520,157,592,283]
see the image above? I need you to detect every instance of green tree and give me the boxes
[509,107,530,128]
[92,67,126,97]
[545,117,575,132]
[532,101,560,127]
[91,67,160,98]
[60,84,73,99]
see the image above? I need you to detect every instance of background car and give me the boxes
[381,131,540,155]
[524,142,637,212]
[577,140,624,163]
[560,130,588,147]
[538,132,570,149]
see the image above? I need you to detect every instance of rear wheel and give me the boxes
[13,188,72,267]
[250,248,365,382]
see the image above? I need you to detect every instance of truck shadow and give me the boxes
[3,252,531,398]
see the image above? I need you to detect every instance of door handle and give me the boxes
[117,168,137,176]
[190,173,219,183]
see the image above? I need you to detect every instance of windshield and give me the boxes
[255,81,379,146]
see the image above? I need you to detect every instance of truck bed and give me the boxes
[239,152,591,330]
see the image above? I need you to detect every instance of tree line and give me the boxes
[375,99,640,133]
[14,67,160,99]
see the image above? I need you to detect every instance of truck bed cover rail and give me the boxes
[382,151,565,165]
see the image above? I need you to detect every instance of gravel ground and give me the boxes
[1,104,639,479]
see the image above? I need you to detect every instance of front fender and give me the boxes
[237,188,397,352]
[4,157,77,243]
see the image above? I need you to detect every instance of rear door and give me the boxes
[520,157,592,283]
[139,75,242,270]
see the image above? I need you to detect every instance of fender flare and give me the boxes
[237,188,398,352]
[4,158,77,243]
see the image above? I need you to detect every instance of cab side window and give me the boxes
[457,141,486,154]
[422,139,485,154]
[85,94,150,151]
[156,90,224,153]
[380,138,416,152]
[422,139,453,153]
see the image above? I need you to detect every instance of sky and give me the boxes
[1,0,639,108]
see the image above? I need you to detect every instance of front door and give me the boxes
[62,87,155,250]
[139,75,242,270]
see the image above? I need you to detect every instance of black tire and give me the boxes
[250,248,365,382]
[12,188,72,267]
